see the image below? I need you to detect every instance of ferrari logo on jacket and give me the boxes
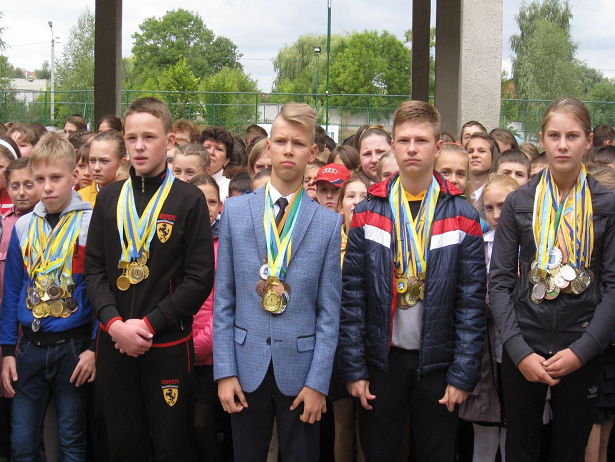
[156,221,173,243]
[161,379,179,406]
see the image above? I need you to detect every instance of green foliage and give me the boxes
[34,60,51,81]
[199,67,259,128]
[587,79,615,127]
[131,9,242,87]
[56,8,95,91]
[156,57,200,120]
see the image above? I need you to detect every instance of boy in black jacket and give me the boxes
[84,97,214,461]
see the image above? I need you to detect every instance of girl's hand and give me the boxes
[518,353,560,385]
[543,348,582,378]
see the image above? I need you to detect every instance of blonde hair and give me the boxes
[125,97,173,134]
[337,175,370,211]
[30,132,76,170]
[176,144,211,172]
[587,163,615,191]
[393,100,440,140]
[275,103,317,142]
[376,151,395,180]
[247,138,268,177]
[483,173,519,197]
[436,143,469,170]
[91,129,126,161]
[541,97,592,137]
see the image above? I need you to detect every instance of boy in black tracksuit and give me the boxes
[84,97,214,462]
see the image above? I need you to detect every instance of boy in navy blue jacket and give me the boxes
[0,133,95,461]
[339,101,486,462]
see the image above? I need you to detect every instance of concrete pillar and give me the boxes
[435,0,503,136]
[412,0,431,102]
[94,0,122,124]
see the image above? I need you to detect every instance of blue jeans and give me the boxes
[11,335,88,462]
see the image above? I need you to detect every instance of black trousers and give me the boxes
[502,349,603,462]
[358,348,459,462]
[95,329,196,462]
[230,362,320,462]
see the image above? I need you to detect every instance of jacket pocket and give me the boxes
[297,334,316,352]
[234,326,247,345]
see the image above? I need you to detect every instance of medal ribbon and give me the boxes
[263,181,303,281]
[389,176,440,279]
[532,166,593,270]
[117,168,175,262]
[21,211,83,285]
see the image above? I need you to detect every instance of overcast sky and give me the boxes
[1,0,614,92]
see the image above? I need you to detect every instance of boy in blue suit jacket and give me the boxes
[213,103,342,462]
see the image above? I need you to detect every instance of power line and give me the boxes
[8,41,49,47]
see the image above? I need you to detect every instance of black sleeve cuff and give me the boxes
[1,344,16,357]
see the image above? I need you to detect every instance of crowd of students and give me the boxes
[0,96,613,462]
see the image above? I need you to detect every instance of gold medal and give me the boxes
[32,302,47,319]
[117,275,131,291]
[266,276,281,286]
[529,260,540,284]
[49,300,64,317]
[137,250,149,266]
[419,284,425,300]
[39,276,52,290]
[127,263,145,284]
[404,292,418,307]
[141,264,150,280]
[61,304,71,318]
[396,277,409,294]
[571,278,584,295]
[262,290,283,313]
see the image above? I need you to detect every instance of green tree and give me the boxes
[34,60,51,81]
[587,79,615,127]
[131,9,242,87]
[56,8,95,91]
[157,57,200,120]
[199,67,259,130]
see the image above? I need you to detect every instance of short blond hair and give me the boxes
[176,144,211,172]
[275,103,317,143]
[393,100,440,141]
[30,132,76,170]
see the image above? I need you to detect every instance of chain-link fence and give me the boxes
[2,89,615,143]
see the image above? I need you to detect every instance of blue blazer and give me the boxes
[213,186,342,396]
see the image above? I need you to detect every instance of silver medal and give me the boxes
[547,248,563,269]
[560,264,577,282]
[532,280,547,300]
[31,318,40,332]
[259,264,269,280]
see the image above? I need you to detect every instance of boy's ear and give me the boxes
[434,139,444,160]
[309,142,317,163]
[166,132,176,152]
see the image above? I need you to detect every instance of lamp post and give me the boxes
[325,0,332,131]
[314,47,321,109]
[48,21,55,122]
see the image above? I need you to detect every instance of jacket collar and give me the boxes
[33,190,92,218]
[129,165,170,193]
[368,170,464,198]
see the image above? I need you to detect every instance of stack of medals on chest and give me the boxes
[22,211,83,333]
[258,182,302,315]
[529,247,594,304]
[116,168,174,291]
[390,176,440,310]
[530,166,594,305]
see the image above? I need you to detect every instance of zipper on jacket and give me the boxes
[417,368,421,381]
[548,297,558,355]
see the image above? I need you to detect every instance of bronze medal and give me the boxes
[61,303,71,318]
[273,283,284,295]
[398,292,409,309]
[553,274,569,290]
[545,286,560,301]
[262,290,283,313]
[117,275,131,291]
[67,284,76,294]
[47,284,63,300]
[49,300,64,317]
[66,298,79,313]
[283,283,291,295]
[256,280,266,297]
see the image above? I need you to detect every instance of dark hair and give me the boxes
[233,137,248,167]
[246,135,266,158]
[315,125,326,137]
[358,125,392,150]
[327,145,360,172]
[467,132,500,172]
[0,136,21,161]
[460,120,487,141]
[189,173,220,198]
[65,115,88,132]
[253,167,272,183]
[0,122,6,136]
[199,126,234,159]
[490,127,519,150]
[25,123,47,140]
[229,171,252,195]
[337,175,370,211]
[495,149,531,178]
[96,114,123,133]
[68,130,93,151]
[593,123,615,149]
[76,142,91,164]
[520,142,540,160]
[593,145,615,166]
[4,157,30,184]
[224,140,245,175]
[531,152,548,167]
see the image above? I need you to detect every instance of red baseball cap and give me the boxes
[315,163,351,188]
